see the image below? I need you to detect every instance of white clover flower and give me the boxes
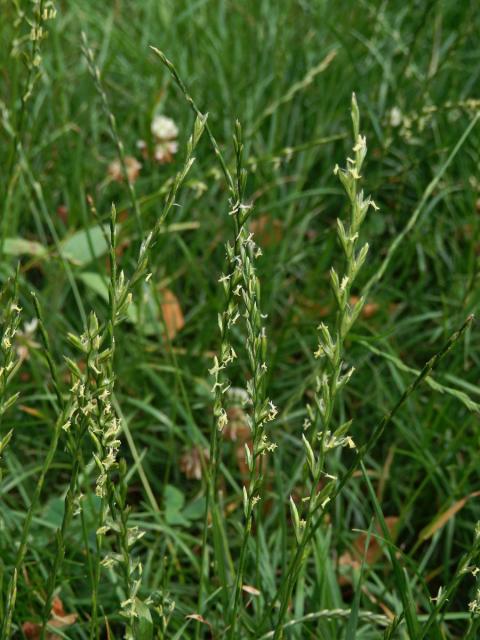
[151,114,179,164]
[15,317,39,361]
[107,156,141,184]
[151,114,178,141]
[154,141,179,164]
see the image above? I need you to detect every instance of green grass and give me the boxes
[1,0,480,638]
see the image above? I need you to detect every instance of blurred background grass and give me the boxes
[1,0,480,637]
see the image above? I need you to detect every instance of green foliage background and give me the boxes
[1,0,480,637]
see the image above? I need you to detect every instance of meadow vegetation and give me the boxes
[1,1,480,638]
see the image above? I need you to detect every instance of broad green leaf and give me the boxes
[61,225,112,266]
[182,497,206,521]
[42,497,65,529]
[76,272,185,340]
[4,237,47,258]
[78,272,109,301]
[164,484,189,526]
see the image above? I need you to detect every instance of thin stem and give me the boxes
[263,314,473,637]
[0,416,63,639]
[0,0,46,257]
[226,123,276,639]
[81,32,144,236]
[272,93,370,638]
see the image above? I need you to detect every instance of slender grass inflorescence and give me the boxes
[1,23,478,638]
[56,114,205,639]
[225,122,278,639]
[272,94,378,639]
[0,104,205,637]
[148,47,248,632]
[0,277,21,425]
[0,275,21,498]
[51,213,142,640]
[198,152,240,621]
[0,275,22,638]
[0,0,56,255]
[85,206,146,639]
[278,313,476,637]
[149,48,277,637]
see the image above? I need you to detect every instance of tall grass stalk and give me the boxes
[0,0,56,254]
[225,122,277,638]
[197,159,239,622]
[0,108,205,637]
[267,313,474,637]
[272,95,379,638]
[149,47,242,630]
[1,14,479,637]
[0,274,21,507]
[63,114,205,638]
[32,292,82,640]
[1,406,69,639]
[150,49,280,635]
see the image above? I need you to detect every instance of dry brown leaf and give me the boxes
[250,215,283,246]
[185,613,211,628]
[296,294,330,314]
[22,596,77,639]
[296,294,380,322]
[22,623,40,639]
[19,405,43,418]
[179,446,209,480]
[418,491,480,543]
[56,205,68,224]
[160,288,185,340]
[349,295,379,319]
[339,516,399,580]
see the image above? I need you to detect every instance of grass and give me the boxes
[1,0,480,638]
